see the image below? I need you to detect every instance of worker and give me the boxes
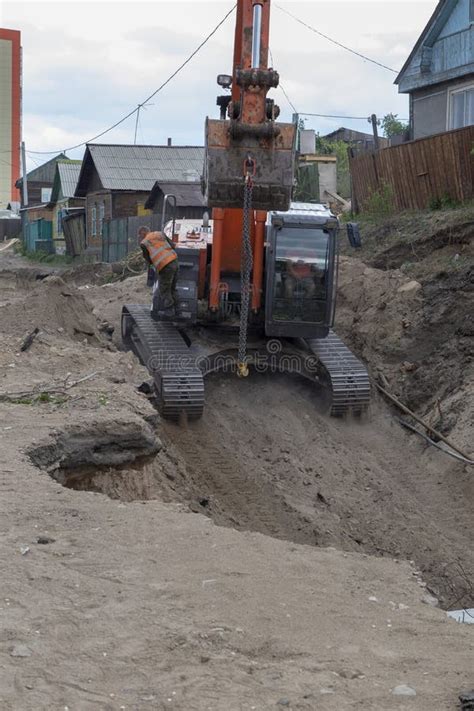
[284,259,317,300]
[138,226,178,320]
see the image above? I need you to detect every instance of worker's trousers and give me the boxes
[152,260,179,318]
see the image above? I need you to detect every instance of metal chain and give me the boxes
[237,177,254,377]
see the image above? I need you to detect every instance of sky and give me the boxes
[1,0,437,169]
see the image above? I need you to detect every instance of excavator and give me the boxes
[122,0,370,420]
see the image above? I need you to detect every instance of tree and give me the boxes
[381,113,408,139]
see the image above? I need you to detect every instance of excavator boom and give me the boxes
[204,0,296,212]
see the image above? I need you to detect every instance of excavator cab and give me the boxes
[265,204,338,339]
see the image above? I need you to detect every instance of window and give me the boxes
[98,202,105,235]
[272,227,330,324]
[471,0,474,23]
[91,204,97,236]
[57,209,63,235]
[449,86,474,129]
[41,187,52,203]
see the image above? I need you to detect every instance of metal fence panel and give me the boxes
[102,214,163,263]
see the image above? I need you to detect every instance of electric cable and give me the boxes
[269,48,298,114]
[275,3,399,74]
[26,4,236,155]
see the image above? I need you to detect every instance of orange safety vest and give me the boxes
[141,231,177,272]
[290,262,311,279]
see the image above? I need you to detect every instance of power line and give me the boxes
[0,156,15,168]
[275,3,399,74]
[300,112,409,121]
[279,83,298,114]
[269,48,298,114]
[27,3,236,155]
[301,112,371,121]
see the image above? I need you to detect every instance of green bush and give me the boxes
[429,194,460,211]
[362,183,395,218]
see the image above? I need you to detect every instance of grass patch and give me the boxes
[8,392,69,406]
[14,242,74,266]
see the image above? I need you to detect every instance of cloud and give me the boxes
[3,0,436,164]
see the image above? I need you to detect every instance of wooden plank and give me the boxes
[349,126,473,212]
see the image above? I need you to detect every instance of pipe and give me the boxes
[397,418,474,466]
[376,380,473,463]
[251,3,263,69]
[252,210,266,311]
[209,208,225,310]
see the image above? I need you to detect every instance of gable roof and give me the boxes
[15,153,67,188]
[395,0,461,86]
[75,144,205,197]
[50,160,83,203]
[145,181,206,210]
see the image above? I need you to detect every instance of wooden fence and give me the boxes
[349,126,474,213]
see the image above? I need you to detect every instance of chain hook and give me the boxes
[237,166,254,379]
[243,155,256,186]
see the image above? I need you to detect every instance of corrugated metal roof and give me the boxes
[83,144,204,193]
[15,153,67,188]
[57,161,82,198]
[145,180,206,210]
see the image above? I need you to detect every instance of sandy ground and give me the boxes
[0,245,473,710]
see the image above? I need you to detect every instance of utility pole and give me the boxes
[21,141,28,207]
[292,113,301,152]
[369,114,380,150]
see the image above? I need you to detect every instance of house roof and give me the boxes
[322,127,389,147]
[323,127,376,142]
[50,160,83,203]
[15,153,67,188]
[75,144,205,197]
[145,181,206,210]
[395,0,459,86]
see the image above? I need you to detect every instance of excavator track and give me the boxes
[122,306,369,420]
[122,305,204,420]
[307,331,371,416]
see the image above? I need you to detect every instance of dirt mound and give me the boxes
[336,257,473,453]
[342,204,474,282]
[1,275,103,345]
[28,416,161,473]
[60,261,113,286]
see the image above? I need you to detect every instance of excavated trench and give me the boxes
[28,373,474,611]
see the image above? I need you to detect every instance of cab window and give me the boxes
[272,227,330,323]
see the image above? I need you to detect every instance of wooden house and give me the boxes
[145,180,207,220]
[396,0,474,139]
[75,144,204,258]
[15,153,67,208]
[47,160,84,252]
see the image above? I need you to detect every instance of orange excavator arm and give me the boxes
[205,0,297,317]
[204,0,296,213]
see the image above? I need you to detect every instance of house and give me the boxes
[395,0,474,139]
[15,153,67,208]
[322,128,389,150]
[297,155,339,203]
[74,144,205,256]
[47,160,85,252]
[145,181,207,219]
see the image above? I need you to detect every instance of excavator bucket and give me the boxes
[204,118,297,212]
